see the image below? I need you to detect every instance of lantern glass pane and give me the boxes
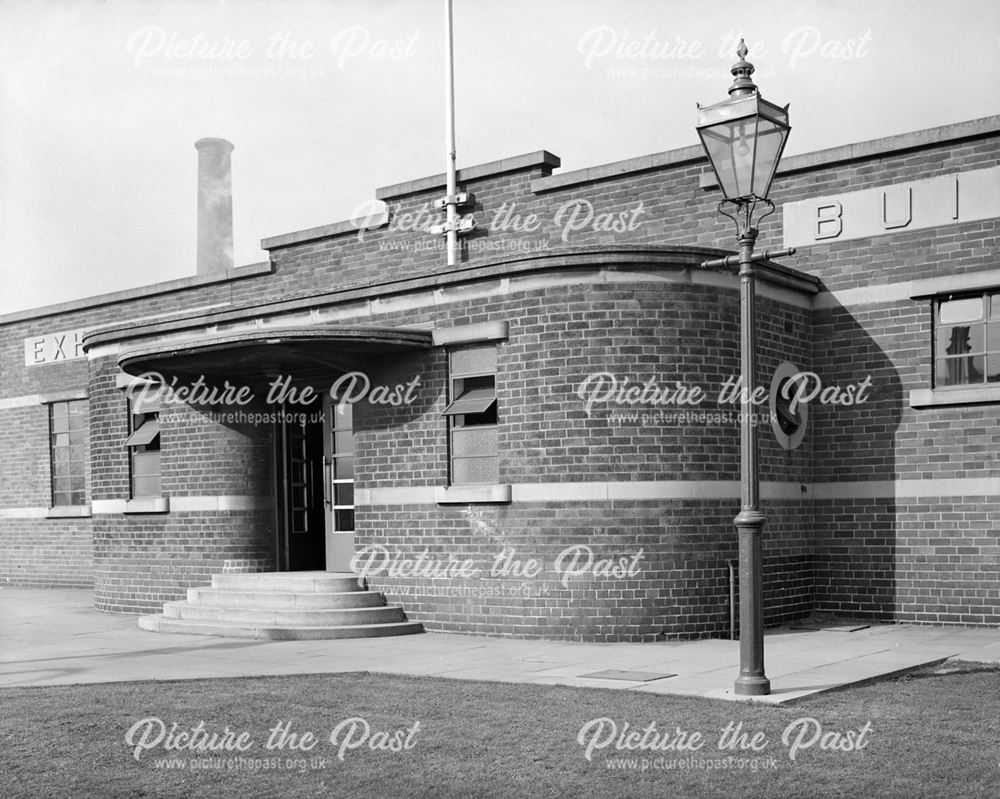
[699,117,760,200]
[750,117,788,200]
[730,119,755,198]
[699,122,739,200]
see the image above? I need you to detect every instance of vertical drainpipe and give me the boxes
[195,137,235,276]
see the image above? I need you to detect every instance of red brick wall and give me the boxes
[93,511,274,614]
[0,389,93,588]
[0,268,277,589]
[352,272,813,639]
[811,294,998,625]
[357,500,811,641]
[355,275,812,487]
[87,355,276,613]
[814,498,1000,627]
[0,519,93,588]
[0,405,53,507]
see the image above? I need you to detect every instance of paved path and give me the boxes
[2,587,998,704]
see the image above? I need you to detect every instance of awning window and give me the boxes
[125,418,161,447]
[443,386,496,416]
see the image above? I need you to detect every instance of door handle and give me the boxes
[323,457,332,509]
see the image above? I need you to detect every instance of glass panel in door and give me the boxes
[323,396,355,571]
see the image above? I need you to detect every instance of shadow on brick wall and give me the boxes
[810,288,904,621]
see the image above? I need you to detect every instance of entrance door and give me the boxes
[323,395,355,571]
[275,405,326,571]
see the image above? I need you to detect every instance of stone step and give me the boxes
[162,601,406,626]
[138,615,424,640]
[187,588,385,610]
[141,570,422,640]
[211,571,363,593]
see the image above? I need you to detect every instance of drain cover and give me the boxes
[579,670,676,682]
[793,623,871,633]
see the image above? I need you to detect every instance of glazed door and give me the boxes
[323,396,356,571]
[276,406,326,571]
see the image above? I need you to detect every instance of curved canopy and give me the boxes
[117,325,433,386]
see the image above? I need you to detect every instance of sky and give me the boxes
[1,0,999,314]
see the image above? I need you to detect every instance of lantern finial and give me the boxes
[728,38,757,97]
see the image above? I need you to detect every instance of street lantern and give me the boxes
[697,39,796,697]
[696,41,790,204]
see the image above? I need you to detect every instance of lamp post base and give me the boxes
[735,491,769,696]
[734,675,771,696]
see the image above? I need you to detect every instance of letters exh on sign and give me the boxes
[782,166,1000,249]
[24,329,86,366]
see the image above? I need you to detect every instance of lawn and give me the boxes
[1,662,997,799]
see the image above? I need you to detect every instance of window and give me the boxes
[934,291,1000,387]
[49,400,86,507]
[329,401,355,534]
[444,345,498,484]
[125,391,161,498]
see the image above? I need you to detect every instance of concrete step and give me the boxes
[162,601,407,626]
[187,588,385,610]
[140,570,423,640]
[211,571,364,593]
[137,615,424,640]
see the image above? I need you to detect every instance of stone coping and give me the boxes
[531,145,706,194]
[374,150,561,201]
[527,116,1000,193]
[260,210,389,251]
[0,262,273,327]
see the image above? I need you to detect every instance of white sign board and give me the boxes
[24,329,86,366]
[783,165,1000,249]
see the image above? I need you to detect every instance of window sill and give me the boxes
[435,484,511,504]
[909,385,1000,408]
[46,505,92,519]
[124,497,170,514]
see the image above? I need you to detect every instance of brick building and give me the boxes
[1,116,998,641]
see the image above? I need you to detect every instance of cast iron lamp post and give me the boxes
[696,40,795,697]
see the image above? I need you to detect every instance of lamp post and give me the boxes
[696,40,795,697]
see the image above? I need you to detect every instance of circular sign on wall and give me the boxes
[770,361,808,450]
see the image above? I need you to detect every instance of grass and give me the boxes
[1,662,998,799]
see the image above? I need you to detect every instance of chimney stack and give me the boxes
[194,137,234,275]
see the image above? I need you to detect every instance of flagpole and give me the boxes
[444,0,458,267]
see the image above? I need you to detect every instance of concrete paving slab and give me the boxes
[763,651,894,677]
[529,675,657,691]
[1,587,997,704]
[635,676,734,697]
